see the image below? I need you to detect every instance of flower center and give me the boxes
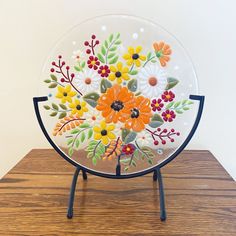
[166,95,171,99]
[76,105,81,110]
[111,100,124,111]
[92,116,96,121]
[63,92,68,97]
[126,147,130,151]
[155,103,159,107]
[102,69,106,74]
[166,114,171,118]
[148,76,158,86]
[132,53,139,60]
[115,71,122,78]
[85,77,91,84]
[131,108,140,118]
[101,129,107,136]
[91,60,96,65]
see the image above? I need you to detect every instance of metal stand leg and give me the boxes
[82,169,87,180]
[153,168,166,221]
[67,167,80,219]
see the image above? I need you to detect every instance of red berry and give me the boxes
[157,128,161,132]
[58,55,62,59]
[50,68,54,72]
[84,41,89,46]
[66,66,70,70]
[62,61,65,65]
[86,49,91,54]
[171,128,175,132]
[162,140,166,145]
[171,139,174,142]
[95,40,99,44]
[52,61,56,66]
[61,78,65,82]
[163,129,167,133]
[91,34,96,39]
[154,140,159,145]
[71,73,75,78]
[177,132,180,136]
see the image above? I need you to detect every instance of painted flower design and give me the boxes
[123,96,152,132]
[84,109,102,126]
[136,130,153,147]
[162,91,175,102]
[96,84,134,123]
[137,64,167,99]
[151,98,164,112]
[162,110,176,122]
[153,41,172,67]
[123,46,146,67]
[87,56,100,70]
[98,65,110,77]
[108,62,130,84]
[93,120,116,145]
[55,85,76,103]
[72,50,84,61]
[74,69,100,94]
[122,144,135,155]
[69,99,88,116]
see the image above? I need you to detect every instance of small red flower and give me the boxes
[122,144,135,155]
[87,56,100,70]
[151,98,164,111]
[98,65,110,77]
[162,110,176,122]
[161,91,175,102]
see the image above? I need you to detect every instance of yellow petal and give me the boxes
[136,46,142,53]
[56,93,63,98]
[108,73,116,81]
[94,133,102,140]
[128,47,134,55]
[135,59,141,67]
[110,65,117,72]
[123,54,131,60]
[81,101,86,107]
[65,85,71,92]
[82,107,88,112]
[93,126,101,132]
[58,86,64,93]
[127,59,133,66]
[100,120,106,129]
[66,97,72,103]
[117,78,122,84]
[68,91,76,97]
[117,62,123,71]
[122,74,130,81]
[61,97,66,104]
[139,55,146,61]
[122,67,129,73]
[107,124,115,131]
[101,136,109,145]
[107,132,116,139]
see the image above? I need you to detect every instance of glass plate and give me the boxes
[38,15,198,175]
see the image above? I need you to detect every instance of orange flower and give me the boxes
[123,96,152,132]
[96,84,135,123]
[153,41,172,67]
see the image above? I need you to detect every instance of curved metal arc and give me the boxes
[33,94,204,179]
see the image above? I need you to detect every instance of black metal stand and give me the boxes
[67,167,166,221]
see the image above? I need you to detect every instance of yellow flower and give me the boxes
[108,62,130,84]
[56,85,76,103]
[69,99,88,116]
[123,46,146,67]
[93,120,116,145]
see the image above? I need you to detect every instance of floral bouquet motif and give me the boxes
[43,33,193,171]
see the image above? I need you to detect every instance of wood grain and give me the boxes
[0,149,235,235]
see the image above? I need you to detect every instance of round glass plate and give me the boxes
[38,15,198,176]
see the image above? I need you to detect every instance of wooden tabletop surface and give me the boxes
[0,149,235,235]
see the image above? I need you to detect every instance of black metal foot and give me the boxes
[67,167,80,219]
[153,169,158,181]
[82,169,87,180]
[155,168,167,221]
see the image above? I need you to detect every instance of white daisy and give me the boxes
[74,69,100,94]
[136,130,153,147]
[84,109,102,127]
[72,50,84,61]
[137,64,167,99]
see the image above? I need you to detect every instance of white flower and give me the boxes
[74,69,100,94]
[84,109,102,127]
[136,130,153,147]
[72,50,84,61]
[137,64,167,99]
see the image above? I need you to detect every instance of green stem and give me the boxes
[143,56,155,67]
[72,127,91,148]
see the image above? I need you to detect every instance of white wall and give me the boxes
[0,0,235,180]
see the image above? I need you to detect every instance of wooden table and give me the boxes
[0,149,235,235]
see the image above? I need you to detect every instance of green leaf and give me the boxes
[49,83,57,88]
[59,112,66,119]
[165,77,179,90]
[100,79,112,93]
[183,107,190,110]
[109,34,114,42]
[108,56,118,64]
[151,60,157,63]
[81,132,86,142]
[67,138,73,146]
[149,114,164,128]
[59,104,67,110]
[187,101,194,105]
[127,79,137,92]
[124,131,137,144]
[44,79,51,83]
[147,52,152,60]
[121,128,130,141]
[71,129,79,134]
[92,157,97,165]
[115,40,121,45]
[129,70,138,75]
[75,139,80,149]
[81,61,86,68]
[166,101,174,109]
[68,147,74,157]
[109,47,117,52]
[50,74,57,81]
[174,101,181,108]
[88,129,93,139]
[116,33,120,39]
[52,103,59,110]
[97,53,105,63]
[108,53,116,59]
[101,45,106,56]
[43,105,50,110]
[182,100,188,105]
[50,111,57,117]
[176,110,183,114]
[83,92,100,107]
[80,123,90,128]
[74,66,81,71]
[104,40,108,48]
